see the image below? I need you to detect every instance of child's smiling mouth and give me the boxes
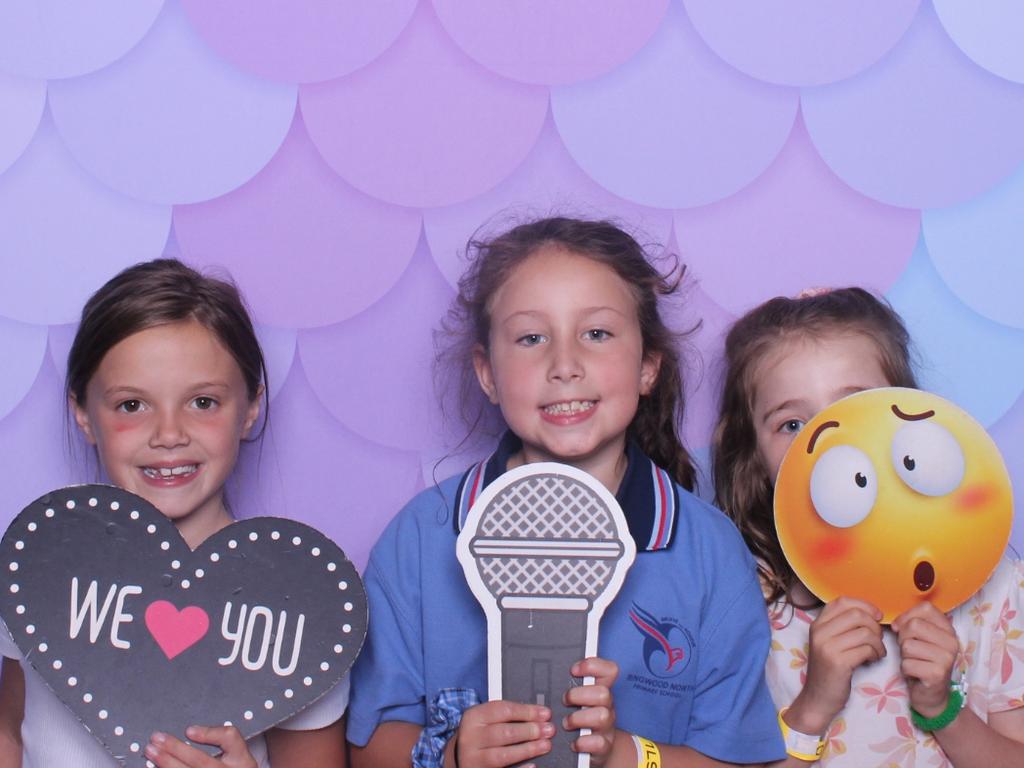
[141,464,199,480]
[541,400,596,416]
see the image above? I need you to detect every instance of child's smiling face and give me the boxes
[72,319,260,547]
[473,245,660,491]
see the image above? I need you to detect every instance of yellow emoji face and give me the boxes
[774,388,1012,623]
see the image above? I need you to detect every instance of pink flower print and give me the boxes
[955,640,976,677]
[869,715,919,767]
[970,600,993,627]
[794,607,815,626]
[818,718,846,764]
[991,598,1024,685]
[856,674,908,714]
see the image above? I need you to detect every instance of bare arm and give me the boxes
[929,706,1024,768]
[266,717,347,767]
[0,658,24,767]
[349,721,420,768]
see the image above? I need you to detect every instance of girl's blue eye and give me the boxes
[780,419,804,434]
[193,396,217,410]
[585,329,611,341]
[117,400,143,413]
[517,334,545,346]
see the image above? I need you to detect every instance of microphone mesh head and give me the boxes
[474,473,621,600]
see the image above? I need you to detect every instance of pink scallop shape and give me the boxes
[0,73,46,174]
[0,116,171,325]
[181,0,417,84]
[934,0,1024,85]
[226,360,424,571]
[673,117,919,315]
[423,116,673,291]
[47,1,296,205]
[802,3,1024,209]
[0,319,48,422]
[551,1,798,208]
[300,3,549,208]
[300,239,455,452]
[0,359,78,535]
[682,0,920,87]
[431,0,668,85]
[0,0,163,79]
[175,116,421,329]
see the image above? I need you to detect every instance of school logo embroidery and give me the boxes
[629,603,692,679]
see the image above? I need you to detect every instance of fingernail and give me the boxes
[542,723,555,737]
[562,716,570,730]
[144,744,159,759]
[150,732,166,745]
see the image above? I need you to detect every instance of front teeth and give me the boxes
[143,464,197,479]
[544,400,595,415]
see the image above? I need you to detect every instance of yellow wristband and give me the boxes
[632,734,661,768]
[777,708,826,762]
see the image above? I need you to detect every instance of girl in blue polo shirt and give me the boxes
[348,217,785,768]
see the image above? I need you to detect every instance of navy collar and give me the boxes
[454,432,679,552]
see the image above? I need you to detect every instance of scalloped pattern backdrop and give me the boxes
[1,0,1022,566]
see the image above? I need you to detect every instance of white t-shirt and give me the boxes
[765,556,1024,766]
[0,621,349,768]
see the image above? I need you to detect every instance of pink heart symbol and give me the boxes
[144,601,210,660]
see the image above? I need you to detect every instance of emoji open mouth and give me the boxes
[914,560,935,592]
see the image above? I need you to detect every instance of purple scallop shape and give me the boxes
[226,360,424,571]
[673,117,919,315]
[300,3,549,208]
[0,73,45,174]
[886,238,1024,428]
[682,0,920,87]
[424,116,673,291]
[0,359,78,534]
[300,238,455,452]
[0,0,163,79]
[0,116,170,325]
[0,319,48,422]
[923,160,1024,330]
[47,1,296,205]
[551,1,798,208]
[181,0,417,84]
[431,0,668,85]
[175,116,421,328]
[934,0,1024,84]
[989,391,1024,553]
[802,3,1024,209]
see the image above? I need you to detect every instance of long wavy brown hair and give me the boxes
[712,288,917,605]
[436,216,698,490]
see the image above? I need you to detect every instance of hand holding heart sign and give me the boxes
[0,485,367,766]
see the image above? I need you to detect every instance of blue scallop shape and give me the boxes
[923,163,1024,331]
[886,236,1024,427]
[0,318,47,422]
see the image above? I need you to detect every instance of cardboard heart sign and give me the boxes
[0,485,367,765]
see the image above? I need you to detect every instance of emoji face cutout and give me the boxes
[774,388,1012,623]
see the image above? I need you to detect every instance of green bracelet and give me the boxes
[910,686,964,732]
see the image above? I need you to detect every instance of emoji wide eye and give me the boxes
[891,421,965,497]
[809,445,878,528]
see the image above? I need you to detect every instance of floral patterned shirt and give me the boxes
[765,557,1024,767]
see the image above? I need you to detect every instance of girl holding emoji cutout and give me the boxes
[713,288,1024,766]
[0,260,349,768]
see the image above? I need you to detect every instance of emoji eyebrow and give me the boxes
[891,404,935,421]
[806,420,839,454]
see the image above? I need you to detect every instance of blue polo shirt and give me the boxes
[348,435,784,763]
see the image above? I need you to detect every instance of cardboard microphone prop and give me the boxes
[0,484,367,765]
[457,463,636,768]
[774,388,1012,624]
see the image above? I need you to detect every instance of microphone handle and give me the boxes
[501,607,588,768]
